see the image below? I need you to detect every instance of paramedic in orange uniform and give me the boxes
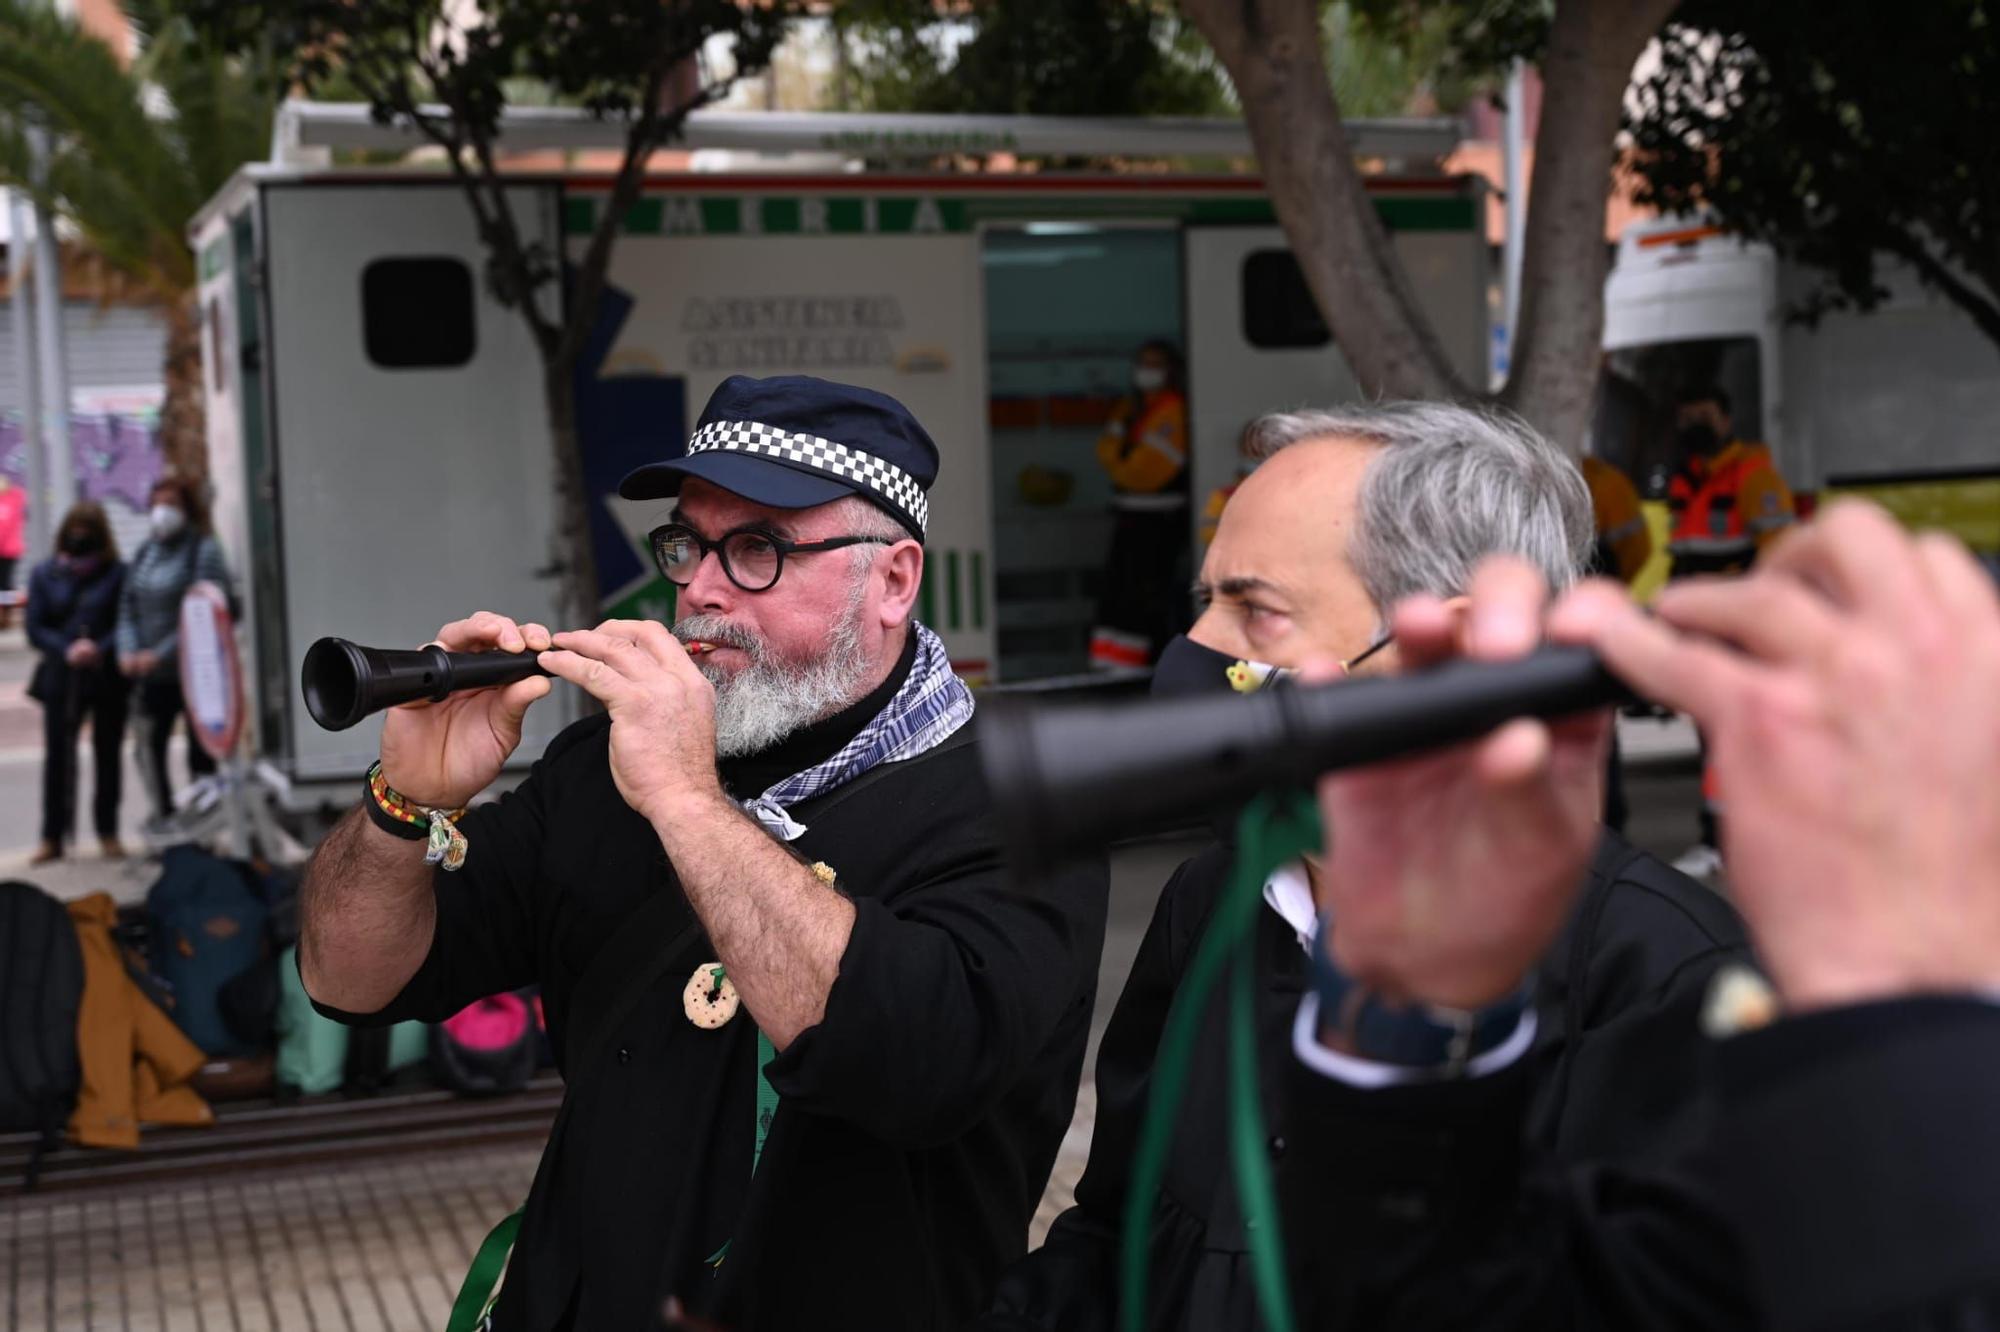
[1581,452,1652,830]
[1666,385,1795,577]
[1665,383,1796,879]
[1089,341,1191,670]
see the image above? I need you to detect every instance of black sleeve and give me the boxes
[763,833,1109,1150]
[1715,997,2000,1331]
[309,717,603,1028]
[25,567,66,657]
[1280,860,1757,1330]
[977,854,1210,1331]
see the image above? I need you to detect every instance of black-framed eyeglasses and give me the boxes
[648,522,894,593]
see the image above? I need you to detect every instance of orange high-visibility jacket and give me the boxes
[1667,440,1796,575]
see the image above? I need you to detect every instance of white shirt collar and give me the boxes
[1263,857,1318,953]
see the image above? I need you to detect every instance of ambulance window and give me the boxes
[1242,250,1330,349]
[362,257,476,369]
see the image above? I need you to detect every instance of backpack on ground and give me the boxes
[430,993,537,1096]
[271,945,427,1098]
[0,881,86,1185]
[145,844,267,1056]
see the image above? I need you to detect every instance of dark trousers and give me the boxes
[1093,507,1190,663]
[40,674,128,847]
[136,677,217,820]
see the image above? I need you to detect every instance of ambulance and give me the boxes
[1601,214,2000,594]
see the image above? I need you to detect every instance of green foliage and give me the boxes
[0,0,273,299]
[1627,0,2000,346]
[1345,0,1549,103]
[832,1,1232,118]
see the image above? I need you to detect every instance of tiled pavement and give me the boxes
[2,1145,540,1331]
[1,1085,1096,1331]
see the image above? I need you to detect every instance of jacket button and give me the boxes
[616,1047,631,1064]
[1267,1135,1287,1158]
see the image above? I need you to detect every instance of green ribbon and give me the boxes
[706,967,778,1271]
[1118,790,1319,1332]
[445,1207,521,1332]
[449,971,782,1318]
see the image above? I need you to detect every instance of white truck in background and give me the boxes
[1600,215,2000,554]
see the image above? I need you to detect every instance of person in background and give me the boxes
[1198,418,1264,548]
[1089,339,1190,670]
[0,473,26,630]
[1581,453,1652,585]
[26,502,129,863]
[117,474,232,826]
[1579,451,1652,830]
[1665,384,1795,880]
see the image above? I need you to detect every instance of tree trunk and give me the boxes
[156,290,207,483]
[1181,0,1469,401]
[542,359,602,632]
[1499,0,1680,451]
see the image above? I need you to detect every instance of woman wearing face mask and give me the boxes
[25,503,131,862]
[116,475,234,826]
[1088,339,1191,671]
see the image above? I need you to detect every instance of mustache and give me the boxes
[672,613,764,661]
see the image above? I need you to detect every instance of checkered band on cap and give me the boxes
[686,419,929,535]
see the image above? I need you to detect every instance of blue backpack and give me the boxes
[146,845,266,1056]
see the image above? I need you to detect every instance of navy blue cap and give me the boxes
[618,374,940,542]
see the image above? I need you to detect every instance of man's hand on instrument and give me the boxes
[541,619,722,825]
[1308,557,1611,1011]
[380,611,553,809]
[1560,501,2000,1011]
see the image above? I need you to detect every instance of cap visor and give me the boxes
[618,450,857,510]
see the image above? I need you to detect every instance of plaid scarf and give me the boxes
[740,622,973,842]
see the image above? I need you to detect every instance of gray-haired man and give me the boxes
[980,402,1754,1330]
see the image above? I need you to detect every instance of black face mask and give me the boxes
[1676,422,1722,457]
[1149,633,1289,700]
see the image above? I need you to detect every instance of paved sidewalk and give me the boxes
[1,1090,1093,1332]
[3,1143,541,1331]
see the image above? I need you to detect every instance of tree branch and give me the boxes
[1876,231,2000,353]
[1500,0,1680,450]
[1180,0,1467,402]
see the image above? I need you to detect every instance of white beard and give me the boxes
[675,580,873,760]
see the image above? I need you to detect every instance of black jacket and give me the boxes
[980,833,1753,1330]
[25,556,126,703]
[321,696,1109,1330]
[1713,996,2000,1330]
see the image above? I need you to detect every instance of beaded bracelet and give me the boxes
[364,761,470,872]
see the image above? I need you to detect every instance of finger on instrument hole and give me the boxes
[1386,594,1456,671]
[1760,500,1929,626]
[550,628,657,679]
[1550,581,1759,725]
[1463,556,1549,662]
[1653,570,1842,668]
[594,618,687,668]
[437,611,526,654]
[519,622,555,653]
[536,648,632,704]
[1474,717,1552,788]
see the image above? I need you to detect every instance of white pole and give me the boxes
[7,190,45,562]
[1501,60,1528,366]
[28,132,74,525]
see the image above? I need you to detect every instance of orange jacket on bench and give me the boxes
[67,892,213,1149]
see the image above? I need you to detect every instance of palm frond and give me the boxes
[0,0,202,244]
